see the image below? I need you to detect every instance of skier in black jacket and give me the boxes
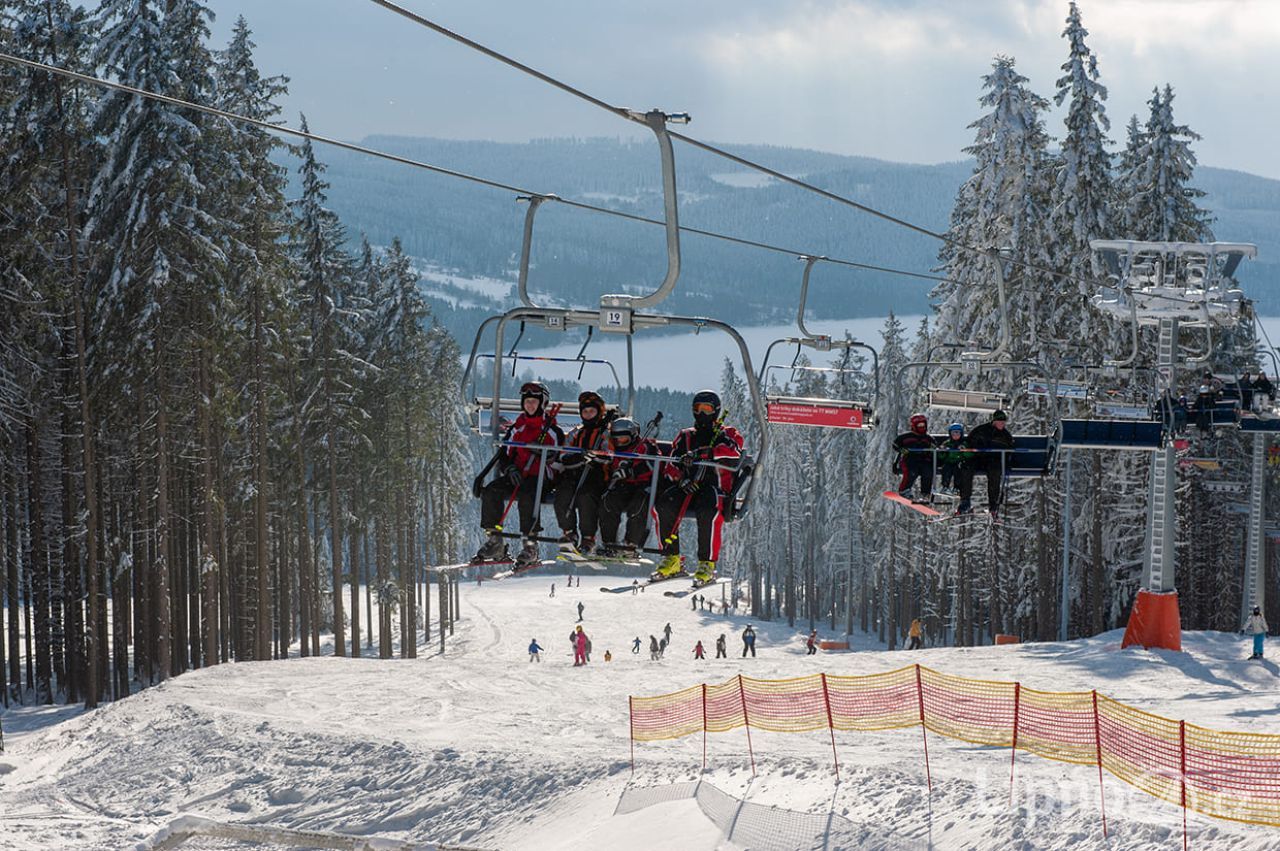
[962,410,1014,514]
[891,414,937,502]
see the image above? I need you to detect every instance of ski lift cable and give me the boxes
[366,0,1121,294]
[0,51,956,291]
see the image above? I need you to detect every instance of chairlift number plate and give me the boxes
[600,307,632,333]
[767,401,867,429]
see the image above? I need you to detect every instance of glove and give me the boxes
[503,464,522,487]
[680,476,699,494]
[610,465,628,483]
[680,452,697,472]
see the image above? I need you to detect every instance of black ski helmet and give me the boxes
[692,389,721,428]
[578,390,605,421]
[610,417,640,448]
[520,381,550,412]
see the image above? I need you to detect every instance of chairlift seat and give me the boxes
[1060,419,1164,450]
[1092,403,1152,421]
[765,395,873,430]
[927,387,1010,413]
[1239,415,1280,433]
[1005,435,1055,478]
[1026,379,1090,401]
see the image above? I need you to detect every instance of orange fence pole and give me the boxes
[1009,681,1021,806]
[701,683,708,772]
[915,664,932,792]
[738,674,756,776]
[1180,719,1189,851]
[1092,689,1107,838]
[820,672,840,781]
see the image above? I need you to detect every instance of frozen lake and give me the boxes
[520,315,926,392]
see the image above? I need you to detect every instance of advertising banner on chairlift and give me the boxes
[767,401,866,429]
[1025,379,1090,400]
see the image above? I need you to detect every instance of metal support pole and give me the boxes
[1243,434,1267,624]
[1060,448,1073,641]
[1143,319,1179,592]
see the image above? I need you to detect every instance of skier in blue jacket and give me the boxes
[528,639,544,662]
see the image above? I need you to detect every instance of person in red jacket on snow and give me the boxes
[654,390,744,585]
[473,382,565,567]
[597,417,659,558]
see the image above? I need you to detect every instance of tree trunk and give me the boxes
[254,282,270,661]
[200,350,219,667]
[155,338,172,681]
[27,417,53,704]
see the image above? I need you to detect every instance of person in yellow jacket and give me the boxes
[907,618,923,651]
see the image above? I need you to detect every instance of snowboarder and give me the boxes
[649,635,660,661]
[806,630,818,655]
[937,423,970,495]
[892,414,937,502]
[528,638,543,662]
[715,634,727,658]
[474,381,565,567]
[549,583,555,598]
[654,390,745,585]
[694,640,706,660]
[632,636,642,654]
[573,625,589,666]
[577,600,584,622]
[1243,606,1269,659]
[962,410,1014,514]
[908,618,923,650]
[598,417,659,557]
[552,391,615,555]
[741,625,756,658]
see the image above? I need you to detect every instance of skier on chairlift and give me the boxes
[597,417,658,559]
[937,422,969,495]
[654,390,744,585]
[960,409,1014,516]
[473,381,565,567]
[552,390,615,556]
[892,414,937,503]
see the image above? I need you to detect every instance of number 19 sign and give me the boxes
[767,401,868,430]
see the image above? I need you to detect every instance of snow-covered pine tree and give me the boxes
[1118,85,1214,243]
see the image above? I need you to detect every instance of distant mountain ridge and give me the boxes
[299,135,1280,341]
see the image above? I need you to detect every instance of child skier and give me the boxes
[937,423,969,495]
[573,625,589,666]
[892,414,937,502]
[473,381,564,567]
[528,639,543,662]
[597,417,658,557]
[715,634,727,658]
[693,640,706,660]
[654,390,745,585]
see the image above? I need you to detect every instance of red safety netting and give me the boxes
[630,664,1280,833]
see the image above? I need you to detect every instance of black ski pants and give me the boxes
[480,475,542,536]
[967,454,1006,510]
[742,641,755,658]
[897,454,933,497]
[656,482,725,562]
[599,482,653,547]
[554,468,605,538]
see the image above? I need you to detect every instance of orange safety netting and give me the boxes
[629,664,1280,832]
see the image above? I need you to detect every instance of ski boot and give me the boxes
[955,500,972,516]
[594,541,620,559]
[614,543,640,562]
[514,539,541,570]
[578,535,596,557]
[472,531,507,564]
[693,560,716,586]
[653,554,685,580]
[557,530,579,552]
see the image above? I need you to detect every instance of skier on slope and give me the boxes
[806,630,818,655]
[907,618,923,650]
[573,625,589,666]
[1243,606,1269,660]
[961,410,1014,515]
[597,417,659,558]
[891,414,937,503]
[473,381,565,567]
[649,635,661,661]
[528,639,544,662]
[741,624,757,658]
[654,390,745,585]
[552,391,616,555]
[694,640,706,660]
[715,634,727,658]
[632,636,642,654]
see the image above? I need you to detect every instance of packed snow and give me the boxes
[1,572,1278,850]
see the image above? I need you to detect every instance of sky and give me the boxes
[205,0,1280,180]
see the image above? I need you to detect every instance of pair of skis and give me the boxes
[881,490,1016,527]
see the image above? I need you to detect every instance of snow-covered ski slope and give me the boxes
[1,574,1277,850]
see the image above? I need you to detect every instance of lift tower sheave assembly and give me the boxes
[1091,240,1258,652]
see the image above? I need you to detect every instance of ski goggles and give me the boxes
[692,402,717,415]
[613,435,634,447]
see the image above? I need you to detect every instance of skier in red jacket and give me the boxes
[474,382,565,567]
[654,390,744,585]
[597,418,659,558]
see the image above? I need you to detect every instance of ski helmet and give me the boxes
[692,389,721,428]
[520,381,550,412]
[909,414,928,434]
[948,422,965,436]
[610,417,640,449]
[992,409,1008,422]
[578,390,605,420]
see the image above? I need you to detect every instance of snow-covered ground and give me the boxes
[2,573,1278,850]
